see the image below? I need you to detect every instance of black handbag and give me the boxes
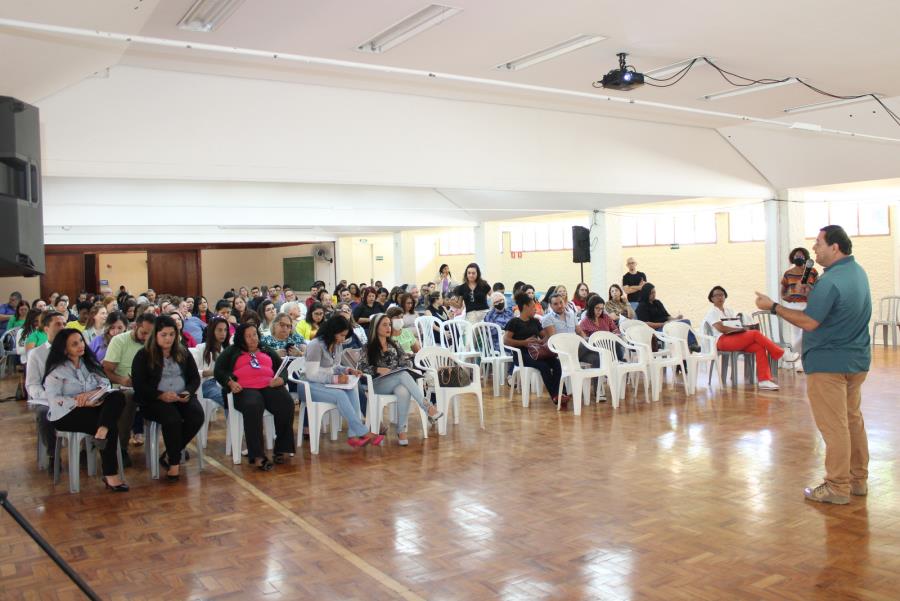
[437,365,472,387]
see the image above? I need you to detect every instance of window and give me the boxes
[439,230,475,255]
[620,212,717,247]
[500,217,590,253]
[728,205,766,242]
[804,201,889,237]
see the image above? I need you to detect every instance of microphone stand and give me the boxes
[0,491,101,600]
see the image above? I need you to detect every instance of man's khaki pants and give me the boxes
[806,372,869,496]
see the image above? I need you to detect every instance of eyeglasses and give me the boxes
[249,353,260,369]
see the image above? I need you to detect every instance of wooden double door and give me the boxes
[41,248,201,300]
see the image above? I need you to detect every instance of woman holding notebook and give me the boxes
[703,286,799,391]
[358,313,442,447]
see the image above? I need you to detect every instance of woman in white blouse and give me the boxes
[703,285,799,391]
[43,328,129,491]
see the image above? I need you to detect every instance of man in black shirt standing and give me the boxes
[622,257,647,309]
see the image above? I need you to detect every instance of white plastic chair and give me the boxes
[663,321,716,394]
[190,347,221,451]
[53,431,125,493]
[547,333,616,415]
[702,321,756,387]
[587,331,650,407]
[287,357,347,455]
[506,346,544,408]
[414,347,483,435]
[440,320,481,363]
[362,373,429,437]
[144,417,205,479]
[225,392,276,464]
[471,322,516,397]
[624,323,684,401]
[0,327,20,378]
[415,315,442,348]
[872,295,900,347]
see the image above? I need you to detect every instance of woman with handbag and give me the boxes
[503,293,565,405]
[358,314,442,446]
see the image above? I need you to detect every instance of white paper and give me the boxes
[325,375,359,390]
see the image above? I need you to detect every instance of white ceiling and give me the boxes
[3,0,900,131]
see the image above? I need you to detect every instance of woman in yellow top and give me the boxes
[296,302,325,341]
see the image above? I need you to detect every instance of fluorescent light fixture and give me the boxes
[702,78,798,101]
[218,225,314,230]
[357,4,462,54]
[644,56,708,79]
[495,34,606,71]
[177,0,245,32]
[784,95,882,114]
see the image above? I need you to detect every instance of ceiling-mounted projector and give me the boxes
[600,52,644,91]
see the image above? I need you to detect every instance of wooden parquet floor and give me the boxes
[2,349,899,601]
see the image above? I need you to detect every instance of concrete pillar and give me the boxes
[893,203,900,294]
[588,210,622,296]
[764,192,806,298]
[473,222,500,283]
[392,231,415,287]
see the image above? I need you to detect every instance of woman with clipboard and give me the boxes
[43,328,129,492]
[703,286,799,391]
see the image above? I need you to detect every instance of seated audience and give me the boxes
[522,284,544,316]
[167,311,197,348]
[43,328,128,491]
[279,300,305,326]
[484,292,514,331]
[397,293,418,336]
[122,298,137,322]
[232,295,249,323]
[81,303,108,344]
[543,293,596,367]
[572,283,590,313]
[424,291,450,343]
[316,289,336,318]
[297,302,325,340]
[214,323,295,470]
[89,311,128,361]
[0,291,23,334]
[347,283,361,305]
[261,313,306,357]
[22,308,46,356]
[703,286,798,391]
[304,315,382,448]
[579,295,624,361]
[7,299,29,330]
[446,293,464,319]
[102,296,118,315]
[385,306,420,354]
[25,311,69,461]
[103,313,156,465]
[336,303,367,350]
[69,301,92,331]
[504,293,565,405]
[606,284,635,321]
[375,287,389,309]
[352,287,381,326]
[635,283,700,352]
[358,313,442,445]
[131,315,204,481]
[257,299,278,335]
[195,317,230,409]
[193,296,214,324]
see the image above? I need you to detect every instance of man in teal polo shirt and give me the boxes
[755,225,871,505]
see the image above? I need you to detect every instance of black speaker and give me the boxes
[0,96,44,277]
[572,225,590,263]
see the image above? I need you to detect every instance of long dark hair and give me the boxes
[21,308,43,338]
[145,315,187,370]
[203,316,231,364]
[102,311,128,345]
[315,314,350,348]
[306,302,325,325]
[365,313,400,367]
[42,329,106,384]
[463,262,488,288]
[585,294,606,319]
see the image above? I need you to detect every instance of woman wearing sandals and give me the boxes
[304,315,385,448]
[214,323,296,470]
[43,328,129,492]
[132,315,205,481]
[358,313,442,446]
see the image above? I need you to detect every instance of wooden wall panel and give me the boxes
[147,250,201,298]
[40,253,84,301]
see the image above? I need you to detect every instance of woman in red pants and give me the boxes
[703,286,799,390]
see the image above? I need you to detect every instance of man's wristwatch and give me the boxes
[770,302,779,315]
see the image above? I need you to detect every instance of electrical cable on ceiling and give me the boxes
[628,56,900,128]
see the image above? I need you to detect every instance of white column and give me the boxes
[473,222,500,283]
[765,192,806,298]
[392,232,415,287]
[588,210,621,295]
[893,203,900,295]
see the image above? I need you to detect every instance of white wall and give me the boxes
[37,66,773,199]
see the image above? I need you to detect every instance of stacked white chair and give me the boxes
[470,322,516,397]
[872,295,900,347]
[415,315,442,348]
[440,320,481,363]
[623,323,684,401]
[662,321,716,394]
[414,347,483,435]
[547,333,616,415]
[587,331,650,407]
